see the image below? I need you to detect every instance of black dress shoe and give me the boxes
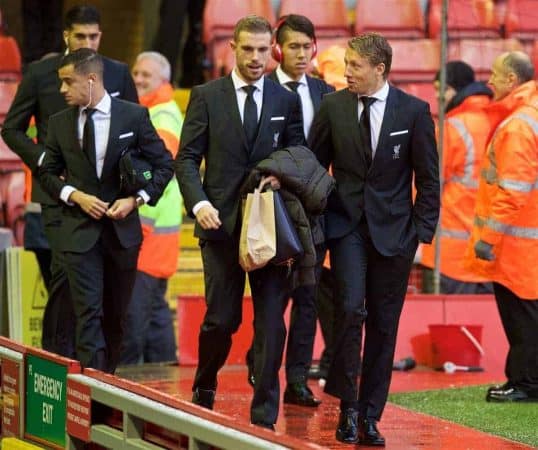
[487,382,512,394]
[335,408,359,443]
[252,422,275,431]
[307,366,328,380]
[486,386,538,402]
[192,388,215,409]
[358,418,385,446]
[283,382,321,407]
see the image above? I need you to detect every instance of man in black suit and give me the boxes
[309,33,440,445]
[246,14,334,407]
[39,48,173,373]
[1,5,138,358]
[176,15,305,429]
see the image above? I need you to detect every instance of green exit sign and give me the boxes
[25,354,67,447]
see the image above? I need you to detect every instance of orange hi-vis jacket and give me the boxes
[137,83,184,279]
[422,92,492,282]
[465,81,538,299]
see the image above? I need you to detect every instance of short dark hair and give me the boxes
[64,5,101,30]
[233,15,272,42]
[503,51,535,83]
[348,33,393,79]
[59,48,103,78]
[276,14,316,46]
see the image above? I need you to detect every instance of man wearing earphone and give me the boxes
[39,48,172,374]
[246,14,335,407]
[2,5,138,359]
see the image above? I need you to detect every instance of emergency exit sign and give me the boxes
[25,354,67,447]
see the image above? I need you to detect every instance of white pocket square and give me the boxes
[119,132,134,139]
[109,91,120,97]
[270,116,285,121]
[390,129,409,136]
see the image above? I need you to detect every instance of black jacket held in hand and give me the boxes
[39,98,174,253]
[242,145,335,286]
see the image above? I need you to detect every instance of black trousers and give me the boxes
[193,235,290,425]
[493,282,538,394]
[315,265,337,374]
[63,221,139,373]
[40,204,76,358]
[284,244,325,383]
[325,220,414,420]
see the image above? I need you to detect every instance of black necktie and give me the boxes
[242,85,258,151]
[286,81,301,93]
[83,108,96,166]
[359,96,376,167]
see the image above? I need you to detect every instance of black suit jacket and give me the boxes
[309,85,440,257]
[39,98,173,253]
[1,54,138,205]
[176,75,305,240]
[267,71,335,121]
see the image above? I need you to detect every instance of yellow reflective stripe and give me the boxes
[446,117,478,188]
[475,216,538,239]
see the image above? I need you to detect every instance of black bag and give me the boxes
[119,147,153,195]
[271,190,304,266]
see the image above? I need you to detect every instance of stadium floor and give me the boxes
[115,363,533,449]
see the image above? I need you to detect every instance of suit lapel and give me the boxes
[307,76,321,112]
[250,77,275,160]
[221,76,250,154]
[70,107,96,171]
[373,85,397,167]
[342,90,367,165]
[102,98,121,178]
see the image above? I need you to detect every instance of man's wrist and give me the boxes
[134,195,145,208]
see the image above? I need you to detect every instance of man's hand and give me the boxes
[70,191,109,220]
[196,204,221,230]
[106,197,137,220]
[262,175,280,190]
[474,239,495,261]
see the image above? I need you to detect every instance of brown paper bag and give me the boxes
[239,179,276,271]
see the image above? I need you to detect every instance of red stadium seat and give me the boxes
[278,0,350,37]
[429,0,501,39]
[0,170,25,245]
[532,41,538,75]
[448,38,524,80]
[396,82,439,117]
[388,39,441,83]
[504,0,538,41]
[203,0,275,78]
[355,0,425,38]
[0,35,22,81]
[203,0,275,44]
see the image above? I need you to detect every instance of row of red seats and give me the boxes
[204,0,538,47]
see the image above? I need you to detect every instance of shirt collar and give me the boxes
[231,68,265,94]
[363,81,389,102]
[276,66,307,87]
[80,91,111,115]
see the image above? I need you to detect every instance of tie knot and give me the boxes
[286,81,301,93]
[242,85,256,97]
[84,107,96,119]
[360,96,376,109]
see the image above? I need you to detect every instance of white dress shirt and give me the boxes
[357,81,389,158]
[192,69,265,216]
[276,65,314,138]
[60,92,111,204]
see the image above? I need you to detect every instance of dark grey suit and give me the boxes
[40,98,173,372]
[176,75,305,425]
[309,85,439,420]
[1,53,138,358]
